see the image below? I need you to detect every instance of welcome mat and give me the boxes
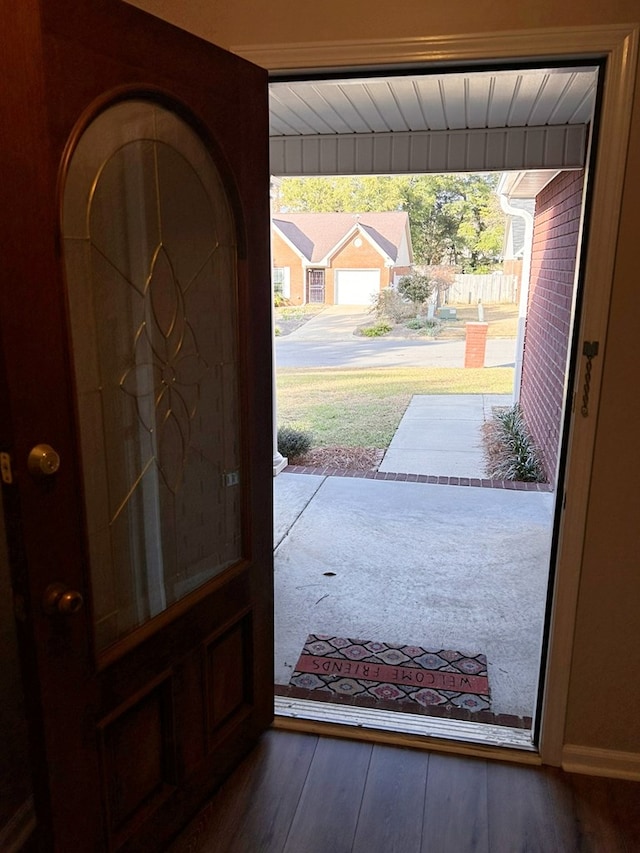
[288,634,491,715]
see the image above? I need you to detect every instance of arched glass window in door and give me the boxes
[62,99,241,652]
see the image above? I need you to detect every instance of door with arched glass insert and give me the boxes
[64,99,244,652]
[0,4,272,850]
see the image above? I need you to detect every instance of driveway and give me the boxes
[281,305,370,341]
[275,305,516,368]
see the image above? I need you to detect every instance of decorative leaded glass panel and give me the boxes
[62,100,241,652]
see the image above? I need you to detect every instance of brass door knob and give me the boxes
[28,444,61,478]
[43,583,84,616]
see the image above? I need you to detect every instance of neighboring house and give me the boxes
[501,197,535,283]
[271,212,413,305]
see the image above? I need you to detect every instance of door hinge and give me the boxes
[0,452,13,484]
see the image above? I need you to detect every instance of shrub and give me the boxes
[484,404,545,482]
[370,289,416,323]
[417,319,441,338]
[277,426,312,460]
[273,292,289,308]
[406,317,442,337]
[279,306,306,321]
[405,317,423,330]
[397,272,435,309]
[361,321,392,337]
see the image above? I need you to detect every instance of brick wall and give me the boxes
[519,170,584,486]
[271,231,305,304]
[327,238,390,303]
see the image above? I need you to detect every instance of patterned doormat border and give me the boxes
[278,634,532,729]
[289,633,490,709]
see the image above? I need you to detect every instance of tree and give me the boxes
[402,174,504,272]
[276,175,405,213]
[275,173,505,272]
[418,264,458,307]
[396,272,434,311]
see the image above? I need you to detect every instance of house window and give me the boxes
[272,267,290,298]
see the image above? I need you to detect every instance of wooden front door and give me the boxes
[0,3,273,851]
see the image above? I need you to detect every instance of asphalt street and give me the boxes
[275,306,516,369]
[275,337,516,368]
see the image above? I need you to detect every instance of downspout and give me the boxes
[272,293,288,476]
[270,182,288,475]
[499,195,534,404]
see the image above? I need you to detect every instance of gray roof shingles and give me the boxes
[272,212,408,263]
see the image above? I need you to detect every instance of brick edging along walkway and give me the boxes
[284,464,553,491]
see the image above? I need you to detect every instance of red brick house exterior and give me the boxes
[519,170,585,486]
[271,212,413,305]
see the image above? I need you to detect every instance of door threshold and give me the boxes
[274,696,540,764]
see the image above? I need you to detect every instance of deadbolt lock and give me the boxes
[28,444,61,478]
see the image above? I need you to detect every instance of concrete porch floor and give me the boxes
[274,474,554,720]
[273,395,556,721]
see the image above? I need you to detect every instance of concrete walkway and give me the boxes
[379,393,511,477]
[273,390,555,721]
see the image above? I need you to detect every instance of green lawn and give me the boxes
[277,366,514,448]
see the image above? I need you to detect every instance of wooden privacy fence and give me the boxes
[446,273,518,304]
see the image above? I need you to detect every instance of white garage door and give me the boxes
[334,269,380,305]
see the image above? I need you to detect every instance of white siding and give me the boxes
[270,124,587,176]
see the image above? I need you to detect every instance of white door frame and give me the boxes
[236,24,639,767]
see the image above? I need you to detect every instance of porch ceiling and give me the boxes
[269,66,598,177]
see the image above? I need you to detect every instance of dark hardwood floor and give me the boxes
[168,729,640,852]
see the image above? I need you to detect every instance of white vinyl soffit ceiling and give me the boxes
[268,66,598,177]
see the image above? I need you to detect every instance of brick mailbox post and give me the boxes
[464,322,489,368]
